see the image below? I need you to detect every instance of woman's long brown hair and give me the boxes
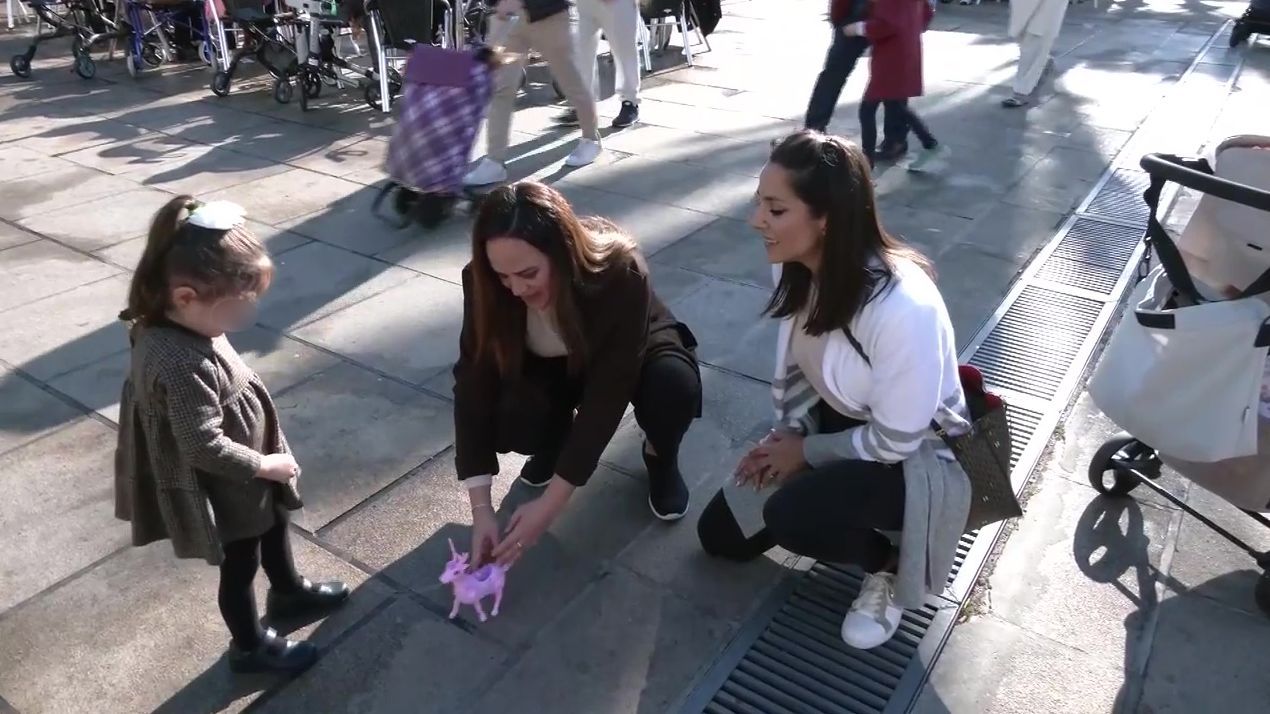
[469,181,636,376]
[765,131,932,335]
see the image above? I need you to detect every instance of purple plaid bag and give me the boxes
[385,45,495,195]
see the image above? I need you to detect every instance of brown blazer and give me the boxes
[453,254,697,487]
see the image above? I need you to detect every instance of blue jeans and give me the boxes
[804,27,869,132]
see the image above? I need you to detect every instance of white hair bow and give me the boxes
[187,200,246,230]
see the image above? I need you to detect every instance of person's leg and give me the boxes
[258,515,303,594]
[566,0,604,125]
[878,99,910,160]
[697,488,779,561]
[515,355,583,487]
[805,31,867,132]
[858,99,881,166]
[1009,30,1056,100]
[529,10,602,159]
[632,353,701,520]
[903,103,937,150]
[604,0,643,126]
[219,536,266,651]
[261,512,352,616]
[479,15,531,165]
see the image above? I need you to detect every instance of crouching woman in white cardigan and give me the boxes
[697,131,972,650]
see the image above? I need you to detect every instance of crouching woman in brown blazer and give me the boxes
[455,181,702,568]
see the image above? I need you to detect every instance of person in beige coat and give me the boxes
[1002,0,1068,107]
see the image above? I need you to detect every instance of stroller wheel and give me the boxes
[302,72,323,99]
[141,43,164,68]
[210,71,231,97]
[73,53,96,80]
[364,81,391,111]
[1256,573,1270,617]
[10,54,31,79]
[125,53,139,78]
[273,77,294,105]
[1088,434,1149,498]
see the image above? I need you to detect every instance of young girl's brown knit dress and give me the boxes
[115,320,302,563]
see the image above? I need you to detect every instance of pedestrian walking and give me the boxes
[803,0,871,133]
[1002,0,1067,108]
[561,0,643,129]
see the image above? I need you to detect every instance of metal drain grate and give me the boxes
[968,287,1103,400]
[1034,219,1143,295]
[1083,169,1151,225]
[1006,403,1044,466]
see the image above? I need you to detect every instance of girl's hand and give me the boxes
[470,506,502,568]
[750,432,808,488]
[491,481,573,568]
[256,453,300,483]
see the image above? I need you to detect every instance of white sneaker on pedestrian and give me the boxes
[463,157,508,187]
[841,573,904,650]
[564,139,603,168]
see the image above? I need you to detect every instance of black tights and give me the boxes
[218,513,304,650]
[859,98,937,162]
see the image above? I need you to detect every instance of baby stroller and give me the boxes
[1087,137,1270,617]
[9,0,130,79]
[371,40,499,228]
[208,0,302,99]
[118,0,217,78]
[1230,0,1269,47]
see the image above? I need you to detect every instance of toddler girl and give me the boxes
[114,196,348,675]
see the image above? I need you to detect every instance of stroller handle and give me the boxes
[1140,153,1270,213]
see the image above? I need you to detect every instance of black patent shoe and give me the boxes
[644,444,689,521]
[227,628,318,675]
[265,578,350,620]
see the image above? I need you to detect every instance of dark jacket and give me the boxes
[522,0,569,22]
[453,254,697,487]
[830,0,871,26]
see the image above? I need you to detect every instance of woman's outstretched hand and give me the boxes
[491,478,574,568]
[470,506,502,569]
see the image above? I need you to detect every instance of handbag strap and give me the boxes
[840,326,947,434]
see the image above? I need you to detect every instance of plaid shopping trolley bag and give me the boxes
[374,43,501,229]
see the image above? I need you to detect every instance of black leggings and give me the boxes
[218,513,304,650]
[696,405,906,573]
[859,98,937,160]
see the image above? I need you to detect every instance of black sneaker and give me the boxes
[227,628,318,675]
[518,453,556,488]
[644,444,688,521]
[553,109,579,126]
[611,101,639,129]
[265,578,350,620]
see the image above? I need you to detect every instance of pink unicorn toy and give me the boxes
[439,538,507,622]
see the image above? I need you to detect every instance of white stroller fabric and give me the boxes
[1090,265,1270,463]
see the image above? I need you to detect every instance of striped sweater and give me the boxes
[771,259,970,465]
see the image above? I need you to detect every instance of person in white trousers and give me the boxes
[1002,0,1068,108]
[557,0,643,129]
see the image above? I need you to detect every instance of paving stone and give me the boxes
[0,164,143,222]
[1002,146,1112,215]
[1137,590,1270,714]
[57,132,206,175]
[205,168,363,226]
[285,137,389,179]
[1165,485,1270,618]
[668,277,777,381]
[0,368,83,456]
[554,183,719,257]
[876,201,974,258]
[0,275,130,380]
[276,362,454,530]
[0,536,390,714]
[280,185,416,256]
[94,219,311,270]
[470,567,734,714]
[650,217,769,289]
[0,239,121,312]
[59,133,293,195]
[645,261,713,307]
[17,187,176,252]
[559,155,757,223]
[291,273,461,385]
[44,350,129,424]
[256,598,507,714]
[950,200,1066,266]
[0,418,129,613]
[257,241,416,330]
[17,115,146,156]
[910,614,1129,714]
[932,242,1023,351]
[0,144,69,182]
[0,222,38,251]
[224,123,363,166]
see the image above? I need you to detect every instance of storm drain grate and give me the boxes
[968,286,1104,400]
[1034,219,1144,295]
[1006,403,1044,466]
[1083,169,1151,225]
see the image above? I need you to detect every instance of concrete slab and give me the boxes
[0,275,129,380]
[0,239,121,312]
[17,115,147,156]
[559,155,756,223]
[1002,146,1112,216]
[59,134,294,195]
[205,168,363,226]
[0,368,83,456]
[0,144,70,182]
[279,185,415,256]
[0,536,391,714]
[949,200,1067,266]
[0,163,144,222]
[276,362,454,530]
[94,219,311,271]
[256,598,508,714]
[1165,485,1270,618]
[0,222,38,251]
[650,217,769,289]
[876,202,975,259]
[17,187,176,253]
[932,241,1023,351]
[292,274,464,387]
[44,350,129,424]
[665,277,777,382]
[0,418,128,613]
[285,137,389,179]
[553,183,719,258]
[257,240,416,330]
[470,567,734,714]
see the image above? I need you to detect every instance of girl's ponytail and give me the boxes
[120,195,199,324]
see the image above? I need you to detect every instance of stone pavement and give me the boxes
[0,0,1266,712]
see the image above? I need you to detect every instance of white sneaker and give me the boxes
[563,139,603,168]
[841,572,904,649]
[907,144,949,173]
[463,157,508,187]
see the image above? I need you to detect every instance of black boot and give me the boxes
[265,578,350,620]
[227,628,318,675]
[644,443,689,521]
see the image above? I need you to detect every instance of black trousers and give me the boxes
[526,351,701,468]
[859,99,937,160]
[804,28,869,132]
[696,405,906,573]
[218,512,304,650]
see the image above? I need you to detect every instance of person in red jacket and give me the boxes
[803,0,871,132]
[843,0,946,172]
